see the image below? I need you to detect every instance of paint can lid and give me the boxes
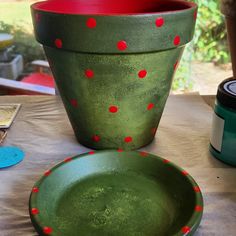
[217,78,236,110]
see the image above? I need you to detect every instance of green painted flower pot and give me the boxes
[31,0,197,150]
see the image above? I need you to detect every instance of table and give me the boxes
[0,95,235,236]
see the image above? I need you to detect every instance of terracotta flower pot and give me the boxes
[221,0,236,78]
[31,0,197,150]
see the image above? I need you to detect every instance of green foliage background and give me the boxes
[173,0,229,91]
[193,0,229,64]
[0,21,45,65]
[0,2,45,65]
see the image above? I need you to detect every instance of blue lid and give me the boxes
[0,146,24,169]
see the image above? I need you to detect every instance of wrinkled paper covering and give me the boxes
[0,95,235,236]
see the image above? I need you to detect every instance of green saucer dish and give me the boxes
[29,151,203,236]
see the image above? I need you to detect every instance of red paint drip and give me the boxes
[92,135,100,142]
[181,226,191,234]
[43,226,53,235]
[174,61,179,70]
[109,106,118,113]
[124,136,133,143]
[173,35,181,46]
[31,208,39,215]
[54,38,62,48]
[138,70,147,78]
[85,69,94,78]
[155,17,164,27]
[147,103,154,110]
[86,18,97,28]
[117,40,127,51]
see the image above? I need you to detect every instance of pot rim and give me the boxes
[31,0,197,16]
[31,0,197,54]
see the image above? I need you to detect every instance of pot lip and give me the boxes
[31,0,197,16]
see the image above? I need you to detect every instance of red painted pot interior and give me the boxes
[32,0,196,15]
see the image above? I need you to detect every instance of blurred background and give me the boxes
[0,0,232,95]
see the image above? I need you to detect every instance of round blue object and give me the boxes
[0,146,24,169]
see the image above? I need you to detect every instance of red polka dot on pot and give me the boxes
[140,151,148,157]
[163,159,170,163]
[85,69,94,78]
[32,187,39,193]
[92,135,100,142]
[182,170,188,176]
[155,17,164,27]
[43,226,53,235]
[195,205,203,212]
[173,35,181,46]
[147,103,154,110]
[117,40,127,51]
[181,226,191,234]
[64,157,72,162]
[70,99,78,108]
[194,186,201,192]
[44,170,51,176]
[31,208,39,215]
[124,136,133,143]
[138,70,147,79]
[54,38,62,48]
[117,148,123,152]
[109,105,118,113]
[86,18,97,28]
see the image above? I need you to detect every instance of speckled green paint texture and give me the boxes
[44,47,184,149]
[31,1,197,150]
[29,151,203,236]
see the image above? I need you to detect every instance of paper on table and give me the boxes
[0,95,235,236]
[0,104,21,128]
